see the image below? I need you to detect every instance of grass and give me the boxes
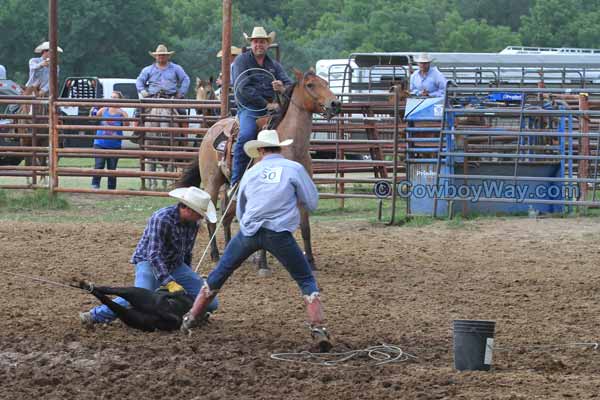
[0,189,69,212]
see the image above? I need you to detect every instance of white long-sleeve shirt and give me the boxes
[237,154,318,236]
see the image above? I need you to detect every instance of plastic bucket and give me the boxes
[453,319,495,371]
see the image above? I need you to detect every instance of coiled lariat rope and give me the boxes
[270,343,417,367]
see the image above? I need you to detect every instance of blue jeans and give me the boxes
[207,228,319,296]
[89,261,219,323]
[230,108,265,185]
[92,146,119,189]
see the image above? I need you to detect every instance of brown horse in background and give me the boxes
[178,69,341,271]
[195,77,217,129]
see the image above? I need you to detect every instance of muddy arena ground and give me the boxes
[1,216,600,399]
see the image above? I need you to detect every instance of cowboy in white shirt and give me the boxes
[409,53,447,97]
[26,41,63,95]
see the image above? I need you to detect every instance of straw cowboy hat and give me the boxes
[216,46,242,58]
[243,26,276,43]
[149,44,175,57]
[243,129,293,158]
[414,53,434,63]
[168,187,217,223]
[34,41,63,53]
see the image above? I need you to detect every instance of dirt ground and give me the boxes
[1,215,600,399]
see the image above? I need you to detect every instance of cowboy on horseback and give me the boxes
[229,27,292,196]
[26,41,63,97]
[136,44,190,100]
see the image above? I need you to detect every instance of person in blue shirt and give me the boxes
[409,53,447,97]
[80,186,219,326]
[90,91,128,190]
[229,27,293,195]
[180,129,332,352]
[136,44,190,99]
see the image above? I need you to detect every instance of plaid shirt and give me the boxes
[131,205,199,285]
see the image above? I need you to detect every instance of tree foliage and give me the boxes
[0,0,595,95]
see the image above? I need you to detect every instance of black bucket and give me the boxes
[453,319,495,371]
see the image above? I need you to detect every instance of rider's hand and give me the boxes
[266,102,280,112]
[272,80,285,93]
[140,90,150,98]
[420,89,429,96]
[175,93,184,99]
[164,281,185,293]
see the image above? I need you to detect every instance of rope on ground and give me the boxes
[6,270,82,290]
[270,343,417,366]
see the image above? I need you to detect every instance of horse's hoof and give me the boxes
[257,268,272,278]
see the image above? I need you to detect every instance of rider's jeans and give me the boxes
[230,108,265,185]
[206,228,319,296]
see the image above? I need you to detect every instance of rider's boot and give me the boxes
[180,283,218,334]
[304,292,332,353]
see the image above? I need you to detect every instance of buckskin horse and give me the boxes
[178,69,341,272]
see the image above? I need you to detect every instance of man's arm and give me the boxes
[409,72,420,96]
[145,216,175,285]
[293,165,319,212]
[175,65,190,97]
[29,58,47,71]
[136,66,150,95]
[429,69,447,97]
[273,61,293,87]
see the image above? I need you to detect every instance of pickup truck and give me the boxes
[0,73,25,166]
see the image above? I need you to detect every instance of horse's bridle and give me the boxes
[283,79,333,118]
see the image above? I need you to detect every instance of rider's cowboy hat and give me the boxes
[168,187,217,223]
[149,44,175,57]
[243,26,276,43]
[244,129,293,158]
[216,46,242,58]
[34,41,63,53]
[414,53,434,63]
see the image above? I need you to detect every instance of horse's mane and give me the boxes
[268,71,316,130]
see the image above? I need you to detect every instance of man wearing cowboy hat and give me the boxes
[229,27,293,194]
[181,130,332,352]
[409,53,447,97]
[80,186,219,326]
[136,44,190,99]
[26,41,63,96]
[215,46,242,100]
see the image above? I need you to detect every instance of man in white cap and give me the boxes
[229,27,293,196]
[409,53,447,97]
[180,130,332,352]
[80,186,219,325]
[136,44,190,99]
[26,41,63,96]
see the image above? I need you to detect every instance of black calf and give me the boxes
[79,281,193,332]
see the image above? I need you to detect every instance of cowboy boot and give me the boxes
[304,292,332,353]
[181,283,218,334]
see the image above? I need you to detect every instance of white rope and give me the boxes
[194,161,252,273]
[270,343,417,367]
[233,68,276,112]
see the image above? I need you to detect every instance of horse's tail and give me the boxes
[176,157,202,188]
